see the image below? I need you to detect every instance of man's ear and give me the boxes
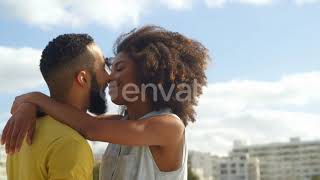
[75,70,91,88]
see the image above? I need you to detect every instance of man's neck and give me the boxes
[51,94,87,112]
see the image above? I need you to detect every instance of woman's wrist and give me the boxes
[16,102,38,115]
[20,102,37,109]
[27,92,46,106]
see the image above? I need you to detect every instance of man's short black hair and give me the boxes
[40,33,95,98]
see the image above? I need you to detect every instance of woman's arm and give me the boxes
[4,92,184,153]
[29,93,184,145]
[1,96,121,154]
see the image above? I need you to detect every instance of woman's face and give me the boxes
[108,52,140,105]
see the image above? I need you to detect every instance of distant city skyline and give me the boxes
[188,137,320,180]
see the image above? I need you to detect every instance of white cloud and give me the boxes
[294,0,320,5]
[0,0,281,30]
[187,71,320,155]
[0,0,151,30]
[238,0,273,5]
[205,0,273,8]
[0,0,196,30]
[2,0,318,30]
[0,46,44,93]
[205,0,228,8]
[160,0,194,10]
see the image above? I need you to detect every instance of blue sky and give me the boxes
[1,0,320,155]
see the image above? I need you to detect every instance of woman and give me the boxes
[2,25,209,179]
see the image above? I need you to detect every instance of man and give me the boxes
[6,34,109,180]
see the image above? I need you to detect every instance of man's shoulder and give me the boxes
[40,117,93,159]
[40,120,94,180]
[36,116,89,145]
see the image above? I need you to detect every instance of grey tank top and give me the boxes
[99,108,188,180]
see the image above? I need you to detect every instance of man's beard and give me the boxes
[88,76,107,115]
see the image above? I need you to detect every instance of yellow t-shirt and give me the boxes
[6,115,94,180]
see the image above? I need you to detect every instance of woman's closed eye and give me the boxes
[116,67,124,71]
[115,64,125,71]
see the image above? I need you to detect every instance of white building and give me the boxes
[188,150,260,180]
[231,138,320,180]
[189,150,218,180]
[218,152,260,180]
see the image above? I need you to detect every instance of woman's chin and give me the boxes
[110,97,125,105]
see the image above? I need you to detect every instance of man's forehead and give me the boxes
[87,43,102,55]
[86,43,104,62]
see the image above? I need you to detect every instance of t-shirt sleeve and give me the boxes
[45,137,94,180]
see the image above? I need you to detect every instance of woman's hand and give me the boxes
[2,102,38,154]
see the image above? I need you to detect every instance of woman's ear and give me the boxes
[75,70,90,87]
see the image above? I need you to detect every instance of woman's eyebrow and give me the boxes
[112,60,125,68]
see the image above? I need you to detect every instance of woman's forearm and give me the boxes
[27,94,145,144]
[24,93,181,146]
[30,94,99,138]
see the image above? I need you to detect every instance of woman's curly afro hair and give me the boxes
[113,25,211,126]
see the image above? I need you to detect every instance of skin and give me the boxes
[2,42,111,153]
[1,52,185,172]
